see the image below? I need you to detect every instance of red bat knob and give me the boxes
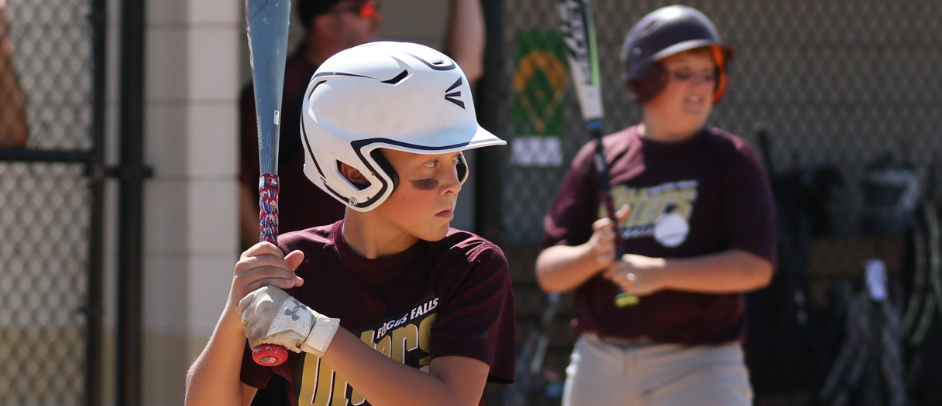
[252,344,289,366]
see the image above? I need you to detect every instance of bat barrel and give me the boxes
[246,0,291,176]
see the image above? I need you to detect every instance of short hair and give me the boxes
[297,0,344,28]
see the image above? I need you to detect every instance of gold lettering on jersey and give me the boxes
[392,324,419,363]
[654,189,677,222]
[636,191,664,225]
[298,355,318,406]
[611,186,639,213]
[634,189,650,225]
[600,181,699,241]
[374,335,392,358]
[297,297,440,406]
[298,355,334,406]
[331,373,351,406]
[675,187,697,219]
[418,314,437,366]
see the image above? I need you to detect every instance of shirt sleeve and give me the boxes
[541,141,600,249]
[428,243,516,384]
[240,341,273,389]
[722,142,778,265]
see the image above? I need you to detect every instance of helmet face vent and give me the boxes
[382,69,409,84]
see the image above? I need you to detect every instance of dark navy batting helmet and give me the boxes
[620,5,734,104]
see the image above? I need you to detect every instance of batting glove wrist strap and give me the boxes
[301,316,340,357]
[238,286,339,355]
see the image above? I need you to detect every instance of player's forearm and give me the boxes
[659,249,773,293]
[322,328,484,406]
[536,243,606,292]
[445,0,484,83]
[185,307,249,406]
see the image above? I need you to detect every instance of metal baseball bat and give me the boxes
[245,0,291,366]
[558,0,637,307]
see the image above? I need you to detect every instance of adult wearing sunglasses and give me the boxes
[536,6,776,406]
[236,1,485,405]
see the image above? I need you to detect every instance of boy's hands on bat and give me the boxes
[227,244,341,358]
[227,242,304,320]
[604,254,668,296]
[586,205,630,270]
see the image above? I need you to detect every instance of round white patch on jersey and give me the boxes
[653,212,689,247]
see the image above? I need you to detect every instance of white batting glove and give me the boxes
[237,286,341,358]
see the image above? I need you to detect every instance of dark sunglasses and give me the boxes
[668,70,716,84]
[331,0,378,19]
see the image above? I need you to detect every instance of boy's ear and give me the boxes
[339,162,370,189]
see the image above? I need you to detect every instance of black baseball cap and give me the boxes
[298,0,344,28]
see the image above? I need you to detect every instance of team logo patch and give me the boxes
[603,180,698,247]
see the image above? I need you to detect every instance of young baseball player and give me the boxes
[537,6,776,406]
[238,0,487,251]
[186,42,515,406]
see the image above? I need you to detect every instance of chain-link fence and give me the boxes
[0,0,103,404]
[488,1,942,405]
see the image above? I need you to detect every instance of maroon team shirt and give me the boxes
[543,125,776,345]
[240,51,346,234]
[241,221,516,406]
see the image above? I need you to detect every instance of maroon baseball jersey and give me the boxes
[241,221,516,406]
[240,51,346,235]
[543,125,776,345]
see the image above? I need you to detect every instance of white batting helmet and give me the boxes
[300,41,505,212]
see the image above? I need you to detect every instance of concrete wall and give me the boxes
[126,0,242,405]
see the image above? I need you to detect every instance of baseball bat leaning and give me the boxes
[245,0,292,366]
[557,0,637,307]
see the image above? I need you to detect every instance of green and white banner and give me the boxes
[512,30,567,167]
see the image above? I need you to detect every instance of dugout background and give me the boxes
[480,0,942,405]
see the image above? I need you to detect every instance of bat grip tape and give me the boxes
[258,174,280,244]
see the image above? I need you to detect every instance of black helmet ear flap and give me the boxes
[456,151,469,184]
[369,149,399,190]
[627,63,668,104]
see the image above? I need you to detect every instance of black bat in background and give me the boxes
[558,0,637,307]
